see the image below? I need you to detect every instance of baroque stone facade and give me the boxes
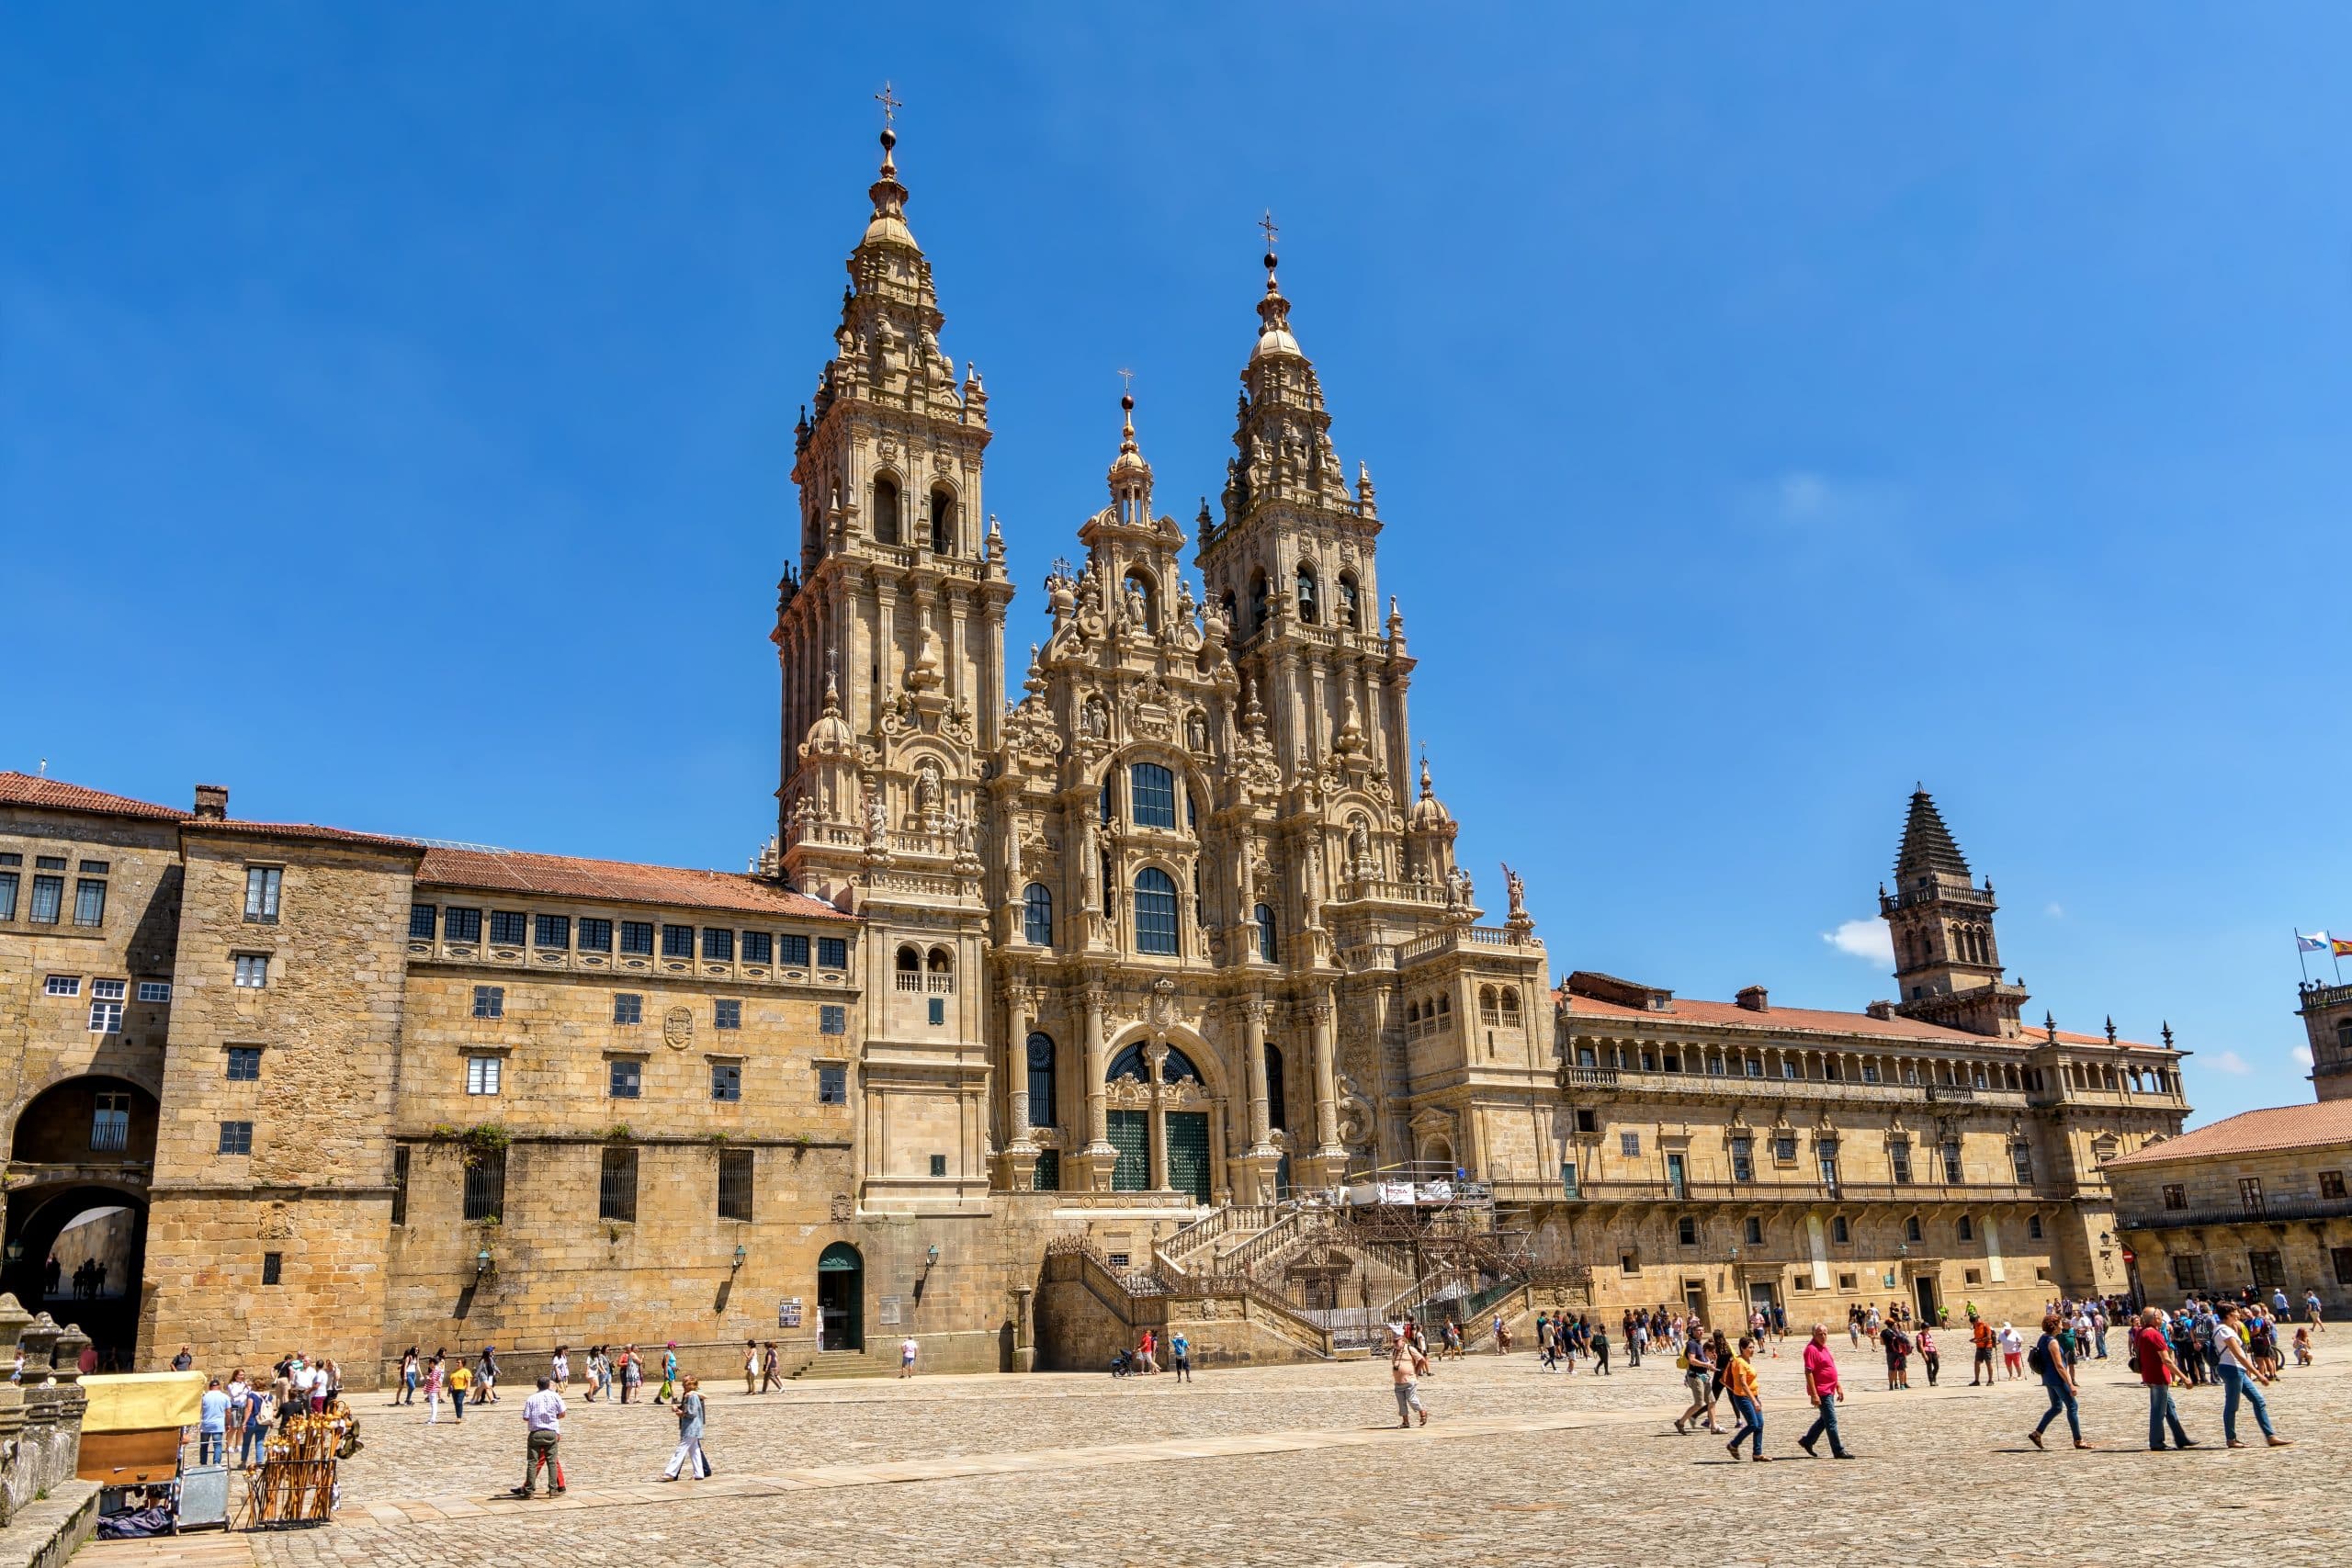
[0,125,2197,1378]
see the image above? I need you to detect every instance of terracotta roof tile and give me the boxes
[0,772,186,821]
[182,818,421,851]
[1560,988,2164,1052]
[416,846,851,922]
[2102,1100,2352,1168]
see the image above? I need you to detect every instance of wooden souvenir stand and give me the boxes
[241,1404,356,1528]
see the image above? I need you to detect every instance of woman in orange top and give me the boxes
[1725,1337,1769,1461]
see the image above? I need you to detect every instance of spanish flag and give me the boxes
[2334,939,2352,958]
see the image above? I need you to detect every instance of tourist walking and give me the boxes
[899,1335,920,1378]
[657,1343,678,1403]
[761,1341,781,1393]
[623,1345,643,1403]
[1591,1321,1611,1375]
[1171,1329,1193,1382]
[2134,1307,2197,1452]
[477,1345,500,1404]
[2027,1313,2088,1450]
[661,1376,712,1480]
[1724,1338,1768,1461]
[511,1377,568,1497]
[1999,1322,2025,1380]
[1389,1332,1429,1428]
[237,1376,272,1467]
[396,1348,418,1405]
[550,1345,571,1391]
[2215,1306,2292,1449]
[1798,1325,1854,1460]
[447,1357,471,1421]
[198,1378,229,1466]
[1673,1325,1720,1435]
[1968,1314,1996,1385]
[1917,1325,1939,1387]
[423,1353,444,1423]
[745,1339,762,1393]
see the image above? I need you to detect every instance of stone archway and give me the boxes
[6,1074,162,1365]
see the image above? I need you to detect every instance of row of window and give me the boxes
[1575,1039,2020,1092]
[462,1051,838,1105]
[2162,1171,2347,1213]
[1583,1201,2046,1251]
[1589,1126,2033,1187]
[0,852,109,927]
[413,903,850,969]
[1227,561,1366,637]
[2173,1247,2352,1292]
[40,975,172,1033]
[466,987,847,1035]
[419,1145,764,1225]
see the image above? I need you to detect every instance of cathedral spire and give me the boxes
[1893,785,1972,886]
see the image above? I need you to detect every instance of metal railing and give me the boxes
[2119,1193,2352,1231]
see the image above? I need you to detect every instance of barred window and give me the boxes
[608,1058,642,1098]
[710,1062,741,1101]
[1133,867,1179,954]
[472,985,504,1019]
[578,918,614,953]
[1130,763,1177,829]
[780,933,811,966]
[262,1251,283,1285]
[409,904,437,940]
[227,1046,262,1081]
[742,931,772,964]
[818,936,847,968]
[534,913,571,949]
[1729,1136,1754,1183]
[613,992,643,1024]
[715,999,742,1031]
[219,1120,254,1155]
[0,871,16,920]
[703,927,734,962]
[620,920,655,956]
[2010,1144,2034,1186]
[820,1005,847,1035]
[445,907,482,942]
[598,1146,638,1222]
[489,910,528,946]
[718,1148,755,1221]
[74,878,107,927]
[1023,884,1053,945]
[28,874,62,924]
[1620,1131,1641,1157]
[244,866,282,921]
[818,1064,847,1104]
[662,924,695,958]
[390,1145,410,1225]
[464,1150,506,1222]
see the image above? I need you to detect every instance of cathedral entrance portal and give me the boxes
[1166,1112,1210,1204]
[817,1242,864,1352]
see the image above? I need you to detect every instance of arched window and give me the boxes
[928,486,956,554]
[1265,1043,1288,1129]
[1249,570,1269,631]
[1101,775,1116,824]
[1221,591,1238,629]
[1338,573,1360,629]
[1130,763,1176,829]
[1023,883,1053,945]
[1133,867,1180,954]
[926,946,953,974]
[1437,994,1452,1017]
[1107,1043,1150,1081]
[1026,1032,1057,1127]
[1499,989,1521,1023]
[1123,570,1157,632]
[1478,986,1500,1025]
[1160,1046,1200,1084]
[895,945,920,973]
[1254,902,1277,964]
[1295,562,1318,624]
[872,473,902,546]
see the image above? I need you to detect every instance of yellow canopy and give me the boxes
[79,1371,206,1433]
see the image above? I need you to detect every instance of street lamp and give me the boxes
[732,1244,748,1271]
[926,1244,941,1268]
[474,1247,492,1278]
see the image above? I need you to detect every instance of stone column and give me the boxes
[1078,986,1115,1189]
[1008,987,1034,1136]
[1244,998,1272,1152]
[1312,993,1342,1157]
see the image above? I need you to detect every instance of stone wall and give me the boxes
[141,829,418,1377]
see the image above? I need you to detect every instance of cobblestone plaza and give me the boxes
[86,1348,2352,1567]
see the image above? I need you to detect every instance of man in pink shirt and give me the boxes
[1798,1324,1855,1459]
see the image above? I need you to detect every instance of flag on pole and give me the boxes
[2333,940,2352,959]
[2299,932,2332,952]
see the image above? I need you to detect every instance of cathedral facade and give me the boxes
[0,127,2189,1382]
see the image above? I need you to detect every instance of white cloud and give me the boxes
[2293,1044,2314,1067]
[2211,1050,2252,1075]
[1824,919,1894,964]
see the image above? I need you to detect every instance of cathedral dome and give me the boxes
[1250,251,1301,360]
[1408,753,1454,831]
[803,667,856,755]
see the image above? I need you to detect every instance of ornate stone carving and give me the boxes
[663,1006,695,1050]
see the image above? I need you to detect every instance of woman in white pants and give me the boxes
[662,1376,711,1481]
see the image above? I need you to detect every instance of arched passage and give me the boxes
[7,1074,160,1364]
[817,1241,864,1353]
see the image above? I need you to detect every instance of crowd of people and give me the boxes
[191,1352,352,1469]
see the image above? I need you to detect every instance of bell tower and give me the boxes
[1880,787,2028,1038]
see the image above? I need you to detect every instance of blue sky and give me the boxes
[6,6,2345,1125]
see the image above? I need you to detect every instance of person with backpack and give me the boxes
[1673,1325,1720,1435]
[1968,1314,1996,1385]
[2027,1312,2089,1450]
[1917,1324,1940,1386]
[2135,1306,2197,1452]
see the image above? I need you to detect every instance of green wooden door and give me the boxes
[1166,1111,1210,1203]
[1032,1149,1060,1191]
[1107,1111,1148,1191]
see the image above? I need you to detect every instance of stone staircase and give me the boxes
[790,1347,903,1381]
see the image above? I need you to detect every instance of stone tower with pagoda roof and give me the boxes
[1881,787,2030,1038]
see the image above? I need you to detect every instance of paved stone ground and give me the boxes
[81,1345,2352,1566]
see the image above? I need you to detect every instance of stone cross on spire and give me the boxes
[1259,209,1279,250]
[874,80,902,130]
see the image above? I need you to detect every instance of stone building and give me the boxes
[2105,1100,2352,1310]
[0,124,2195,1378]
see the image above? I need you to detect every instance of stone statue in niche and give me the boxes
[1185,710,1208,752]
[1123,578,1149,631]
[1347,817,1371,877]
[915,760,942,819]
[1081,696,1109,739]
[865,785,889,847]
